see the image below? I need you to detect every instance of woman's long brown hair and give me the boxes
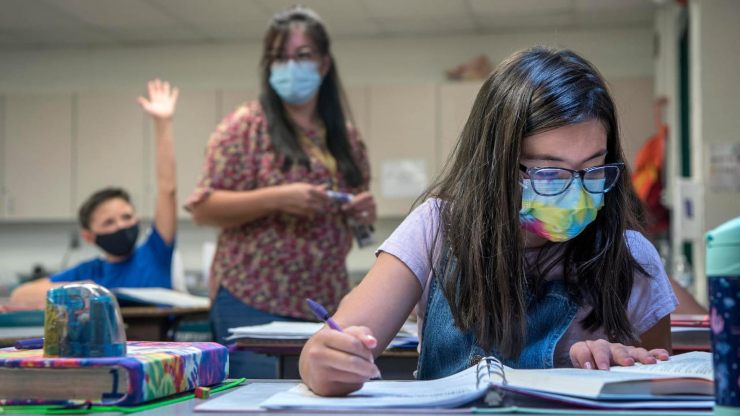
[259,6,363,187]
[420,47,647,359]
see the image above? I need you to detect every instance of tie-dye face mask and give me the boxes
[519,179,605,242]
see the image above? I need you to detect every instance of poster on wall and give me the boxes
[381,159,427,199]
[707,142,740,193]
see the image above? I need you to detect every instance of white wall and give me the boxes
[0,27,655,286]
[0,28,653,93]
[688,0,740,303]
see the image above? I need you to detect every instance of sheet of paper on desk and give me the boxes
[227,321,324,340]
[113,287,210,308]
[194,382,296,412]
[227,320,419,347]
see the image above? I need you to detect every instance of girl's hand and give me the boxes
[137,79,179,120]
[277,183,330,216]
[569,339,670,370]
[341,192,376,225]
[300,326,381,397]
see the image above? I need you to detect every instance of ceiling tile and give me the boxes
[376,16,477,36]
[0,0,659,50]
[48,0,180,30]
[574,10,654,28]
[574,0,655,14]
[147,0,272,28]
[468,0,573,17]
[477,13,574,31]
[361,0,469,19]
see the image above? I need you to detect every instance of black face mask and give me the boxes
[94,223,139,257]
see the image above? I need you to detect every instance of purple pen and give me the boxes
[306,298,343,332]
[306,298,383,380]
[15,337,43,350]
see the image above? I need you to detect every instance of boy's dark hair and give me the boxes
[78,187,132,230]
[258,5,363,187]
[420,46,647,359]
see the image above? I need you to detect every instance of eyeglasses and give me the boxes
[519,162,624,196]
[269,48,318,64]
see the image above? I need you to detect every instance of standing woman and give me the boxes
[187,6,375,378]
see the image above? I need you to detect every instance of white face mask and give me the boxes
[269,60,322,105]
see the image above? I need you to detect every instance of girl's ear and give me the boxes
[319,55,331,78]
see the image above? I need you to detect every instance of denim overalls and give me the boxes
[416,247,579,380]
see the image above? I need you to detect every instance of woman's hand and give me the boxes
[341,191,376,225]
[569,339,670,370]
[277,183,330,216]
[299,326,381,397]
[137,79,179,120]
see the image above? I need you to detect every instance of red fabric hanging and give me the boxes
[631,99,670,236]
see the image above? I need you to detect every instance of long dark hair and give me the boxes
[422,46,647,359]
[259,5,362,187]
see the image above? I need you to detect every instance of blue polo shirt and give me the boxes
[50,226,174,289]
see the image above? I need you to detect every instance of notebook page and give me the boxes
[260,364,488,409]
[502,366,678,399]
[608,351,713,381]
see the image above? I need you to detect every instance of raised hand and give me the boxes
[137,79,179,120]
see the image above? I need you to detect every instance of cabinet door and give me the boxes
[439,82,483,173]
[3,94,73,220]
[76,92,146,217]
[368,85,437,217]
[166,90,219,219]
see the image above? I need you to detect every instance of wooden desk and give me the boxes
[120,306,210,341]
[0,306,210,346]
[236,324,712,381]
[236,339,419,380]
[0,325,44,347]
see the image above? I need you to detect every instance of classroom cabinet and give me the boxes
[149,90,220,219]
[76,92,148,218]
[1,94,74,220]
[0,83,485,221]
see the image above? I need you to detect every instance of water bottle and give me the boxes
[706,216,740,414]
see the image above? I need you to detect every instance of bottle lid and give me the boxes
[705,216,740,276]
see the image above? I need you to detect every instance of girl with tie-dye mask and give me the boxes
[300,47,678,397]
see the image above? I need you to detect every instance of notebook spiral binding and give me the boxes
[475,357,509,407]
[475,356,507,389]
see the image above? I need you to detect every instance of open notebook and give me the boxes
[197,351,713,412]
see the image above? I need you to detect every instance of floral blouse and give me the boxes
[187,101,370,320]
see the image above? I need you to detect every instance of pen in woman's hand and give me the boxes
[306,298,343,332]
[305,298,382,380]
